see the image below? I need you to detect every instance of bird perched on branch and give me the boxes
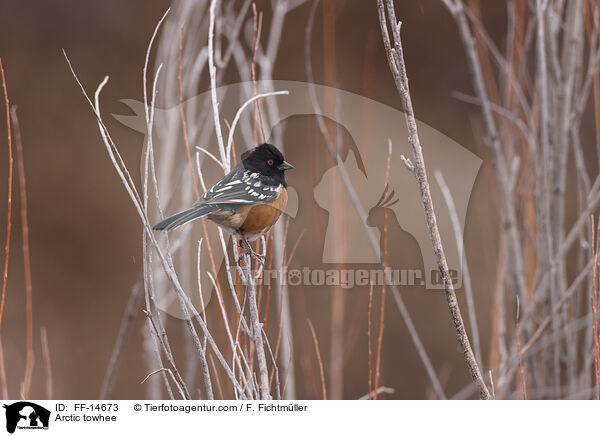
[153,143,293,261]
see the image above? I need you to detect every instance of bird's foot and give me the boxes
[238,237,265,266]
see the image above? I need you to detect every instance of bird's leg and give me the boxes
[238,233,265,265]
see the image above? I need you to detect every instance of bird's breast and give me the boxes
[239,187,288,238]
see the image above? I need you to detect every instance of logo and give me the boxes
[114,80,481,317]
[3,402,50,433]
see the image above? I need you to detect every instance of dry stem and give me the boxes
[10,107,34,399]
[0,59,12,334]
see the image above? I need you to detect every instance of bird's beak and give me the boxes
[278,161,294,171]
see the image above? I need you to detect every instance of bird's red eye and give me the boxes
[268,159,274,165]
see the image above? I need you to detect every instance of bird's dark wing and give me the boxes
[153,164,282,231]
[197,164,281,206]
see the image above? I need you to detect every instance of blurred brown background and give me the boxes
[0,0,550,399]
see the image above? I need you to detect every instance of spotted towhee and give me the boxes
[153,143,293,258]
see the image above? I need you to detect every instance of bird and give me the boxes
[153,143,293,261]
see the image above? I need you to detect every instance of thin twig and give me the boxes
[40,327,53,400]
[141,368,177,387]
[307,319,326,400]
[367,283,373,400]
[262,329,281,400]
[516,296,527,399]
[0,338,7,399]
[241,251,271,399]
[0,59,12,334]
[10,107,33,399]
[195,240,214,400]
[374,141,392,400]
[263,231,274,330]
[592,218,600,399]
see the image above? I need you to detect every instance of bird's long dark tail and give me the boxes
[152,205,214,231]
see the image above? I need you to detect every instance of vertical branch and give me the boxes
[263,231,274,329]
[516,296,527,400]
[242,255,271,400]
[377,0,491,399]
[367,283,373,400]
[0,339,7,399]
[194,240,214,400]
[374,141,392,400]
[40,327,53,400]
[593,219,600,400]
[307,319,326,400]
[0,59,12,334]
[10,108,33,400]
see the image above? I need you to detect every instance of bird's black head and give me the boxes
[242,143,293,187]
